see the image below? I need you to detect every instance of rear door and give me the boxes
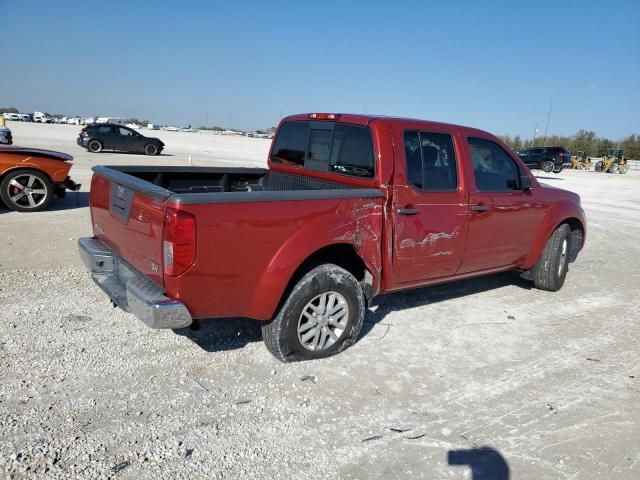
[95,125,118,149]
[390,126,468,285]
[458,137,542,273]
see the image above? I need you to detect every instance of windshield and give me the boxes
[271,121,375,178]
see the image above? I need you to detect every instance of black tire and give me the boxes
[541,160,554,173]
[530,224,572,292]
[0,169,53,212]
[619,164,628,174]
[144,143,158,156]
[595,161,603,172]
[87,140,102,153]
[262,264,366,362]
[608,163,618,174]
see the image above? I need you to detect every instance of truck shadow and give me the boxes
[174,317,262,352]
[176,271,531,353]
[360,272,532,339]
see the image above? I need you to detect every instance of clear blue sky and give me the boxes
[2,0,638,138]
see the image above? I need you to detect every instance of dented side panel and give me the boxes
[163,196,384,320]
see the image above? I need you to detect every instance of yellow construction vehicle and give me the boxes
[594,149,628,174]
[570,151,591,169]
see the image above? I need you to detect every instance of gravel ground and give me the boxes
[1,123,639,479]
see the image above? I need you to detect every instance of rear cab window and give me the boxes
[403,131,458,191]
[271,121,375,178]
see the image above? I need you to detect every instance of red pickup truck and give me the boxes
[79,113,586,362]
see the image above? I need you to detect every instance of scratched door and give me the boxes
[390,128,469,286]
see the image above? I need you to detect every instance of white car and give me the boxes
[3,113,20,121]
[0,126,12,144]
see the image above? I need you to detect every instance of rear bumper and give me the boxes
[78,237,192,329]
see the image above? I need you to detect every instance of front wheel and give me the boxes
[144,143,158,156]
[619,164,628,174]
[530,224,572,292]
[595,161,603,172]
[0,169,53,212]
[608,163,618,174]
[262,264,366,362]
[541,160,554,173]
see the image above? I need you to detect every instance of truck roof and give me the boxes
[283,113,490,137]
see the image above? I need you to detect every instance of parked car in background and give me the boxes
[0,126,12,145]
[0,147,80,211]
[516,146,571,173]
[33,112,52,123]
[79,112,586,362]
[77,123,164,155]
[3,113,20,121]
[67,116,84,125]
[18,114,32,122]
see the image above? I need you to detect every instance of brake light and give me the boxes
[163,208,196,276]
[559,152,566,157]
[308,113,340,120]
[80,130,88,137]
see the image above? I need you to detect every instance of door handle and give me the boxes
[470,204,491,212]
[397,207,419,215]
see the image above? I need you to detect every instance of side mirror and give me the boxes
[521,175,532,192]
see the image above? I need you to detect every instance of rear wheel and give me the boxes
[144,143,158,156]
[530,224,572,292]
[87,140,103,153]
[262,264,365,362]
[577,163,585,170]
[609,163,618,174]
[595,161,603,172]
[541,160,554,173]
[619,163,628,174]
[0,169,53,212]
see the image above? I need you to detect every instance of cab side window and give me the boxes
[403,131,458,191]
[469,138,521,192]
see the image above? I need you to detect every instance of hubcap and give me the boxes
[7,175,48,209]
[297,291,349,351]
[558,239,568,276]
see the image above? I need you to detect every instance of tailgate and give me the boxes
[89,167,171,287]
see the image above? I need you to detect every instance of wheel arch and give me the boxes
[524,212,586,269]
[0,166,54,186]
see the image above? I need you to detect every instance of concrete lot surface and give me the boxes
[1,123,639,479]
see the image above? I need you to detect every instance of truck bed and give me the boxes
[93,166,382,204]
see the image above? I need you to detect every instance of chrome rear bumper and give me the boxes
[78,237,192,329]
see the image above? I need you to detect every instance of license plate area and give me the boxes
[109,182,134,223]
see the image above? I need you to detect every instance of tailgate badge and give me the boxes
[151,261,160,273]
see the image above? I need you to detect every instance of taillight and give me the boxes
[559,152,566,157]
[80,130,88,137]
[163,208,196,276]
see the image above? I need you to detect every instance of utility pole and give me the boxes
[532,122,538,147]
[542,101,553,146]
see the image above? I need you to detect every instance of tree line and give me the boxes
[498,129,640,159]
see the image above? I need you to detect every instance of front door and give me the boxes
[458,136,542,273]
[390,127,468,286]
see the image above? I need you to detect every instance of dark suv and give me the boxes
[516,146,571,173]
[77,124,164,156]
